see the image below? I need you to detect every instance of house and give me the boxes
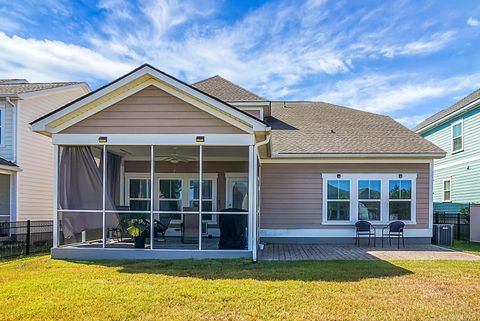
[414,88,480,213]
[31,64,445,260]
[0,79,90,222]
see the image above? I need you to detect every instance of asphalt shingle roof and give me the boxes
[268,101,445,155]
[0,82,82,95]
[191,75,266,102]
[413,88,480,132]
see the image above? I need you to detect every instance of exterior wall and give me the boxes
[18,87,88,220]
[421,107,480,205]
[62,86,246,134]
[260,163,430,229]
[124,161,247,209]
[0,173,10,220]
[0,100,14,161]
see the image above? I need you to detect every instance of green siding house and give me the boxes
[414,89,480,212]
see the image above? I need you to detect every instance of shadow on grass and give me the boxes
[76,259,412,282]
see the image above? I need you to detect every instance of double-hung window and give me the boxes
[128,178,151,211]
[358,180,381,221]
[159,179,182,220]
[442,178,451,202]
[388,180,412,221]
[189,179,214,221]
[326,180,350,221]
[451,120,463,153]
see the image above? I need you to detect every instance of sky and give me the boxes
[0,0,479,128]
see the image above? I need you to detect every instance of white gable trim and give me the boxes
[32,65,268,134]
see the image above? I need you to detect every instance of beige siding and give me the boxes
[18,88,88,220]
[243,110,261,118]
[62,86,246,134]
[125,161,247,209]
[0,102,14,160]
[260,163,430,229]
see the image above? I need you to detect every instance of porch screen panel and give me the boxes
[153,146,199,249]
[106,146,151,249]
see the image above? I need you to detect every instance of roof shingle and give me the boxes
[0,82,82,95]
[413,88,480,132]
[268,101,445,155]
[191,75,266,102]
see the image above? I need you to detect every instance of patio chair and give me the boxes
[355,220,376,247]
[382,221,405,248]
[154,214,173,242]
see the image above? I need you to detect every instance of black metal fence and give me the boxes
[433,212,470,241]
[0,220,53,258]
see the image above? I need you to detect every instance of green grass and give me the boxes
[446,240,480,256]
[0,256,479,320]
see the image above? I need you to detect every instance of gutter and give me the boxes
[271,152,446,159]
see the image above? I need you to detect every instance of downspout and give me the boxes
[5,97,17,221]
[252,130,271,262]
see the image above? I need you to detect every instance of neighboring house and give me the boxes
[31,64,444,260]
[414,89,480,213]
[0,79,90,222]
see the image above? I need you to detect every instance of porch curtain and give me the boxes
[59,146,118,239]
[102,152,122,208]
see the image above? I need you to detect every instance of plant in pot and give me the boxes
[127,218,149,248]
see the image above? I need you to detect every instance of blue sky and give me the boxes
[0,0,479,127]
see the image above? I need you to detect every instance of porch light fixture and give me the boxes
[398,174,403,179]
[98,136,108,143]
[337,174,341,179]
[196,136,205,143]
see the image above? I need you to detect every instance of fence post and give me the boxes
[457,214,461,240]
[26,220,31,256]
[444,212,446,224]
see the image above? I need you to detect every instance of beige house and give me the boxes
[0,80,90,221]
[31,64,445,260]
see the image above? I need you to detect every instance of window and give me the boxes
[388,180,412,221]
[128,178,151,211]
[451,120,463,153]
[159,179,182,220]
[442,178,451,202]
[358,180,381,221]
[189,179,214,220]
[326,180,350,221]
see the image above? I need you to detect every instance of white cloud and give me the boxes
[467,17,480,27]
[395,114,431,128]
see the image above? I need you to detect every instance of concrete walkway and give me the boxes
[258,243,480,261]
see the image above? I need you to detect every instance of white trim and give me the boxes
[31,66,267,133]
[150,145,154,250]
[322,173,417,225]
[429,160,434,230]
[451,119,464,154]
[416,98,480,135]
[271,152,445,159]
[225,172,249,209]
[248,145,254,252]
[262,158,434,163]
[435,155,480,170]
[228,101,270,107]
[102,145,106,248]
[252,147,258,262]
[260,228,432,238]
[0,104,5,146]
[199,145,203,250]
[53,145,59,248]
[442,177,452,202]
[52,133,254,146]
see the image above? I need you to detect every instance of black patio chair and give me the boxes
[154,214,173,242]
[382,221,405,248]
[355,220,376,247]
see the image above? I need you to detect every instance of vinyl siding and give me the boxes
[17,88,88,220]
[422,106,480,204]
[0,101,14,161]
[62,86,246,134]
[260,163,430,229]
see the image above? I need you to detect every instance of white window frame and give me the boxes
[387,177,416,223]
[442,177,452,202]
[451,119,464,154]
[324,179,351,223]
[158,176,184,222]
[322,173,417,225]
[124,173,151,212]
[0,104,5,146]
[225,172,249,209]
[357,179,382,222]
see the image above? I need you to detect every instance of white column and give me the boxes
[150,145,154,249]
[198,145,203,250]
[53,145,59,248]
[102,145,106,248]
[252,146,258,262]
[248,145,254,253]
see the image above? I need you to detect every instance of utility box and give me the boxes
[433,224,454,246]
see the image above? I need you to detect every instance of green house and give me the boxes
[414,89,480,213]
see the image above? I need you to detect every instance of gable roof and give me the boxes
[31,64,269,134]
[0,82,84,95]
[191,75,266,102]
[413,88,480,133]
[268,101,445,157]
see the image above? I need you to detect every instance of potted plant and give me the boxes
[127,218,149,248]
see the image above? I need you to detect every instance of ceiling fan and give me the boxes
[156,147,195,164]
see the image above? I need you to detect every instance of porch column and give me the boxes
[248,145,255,254]
[53,145,59,248]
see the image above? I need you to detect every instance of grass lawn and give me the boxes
[1,256,479,320]
[446,240,480,256]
